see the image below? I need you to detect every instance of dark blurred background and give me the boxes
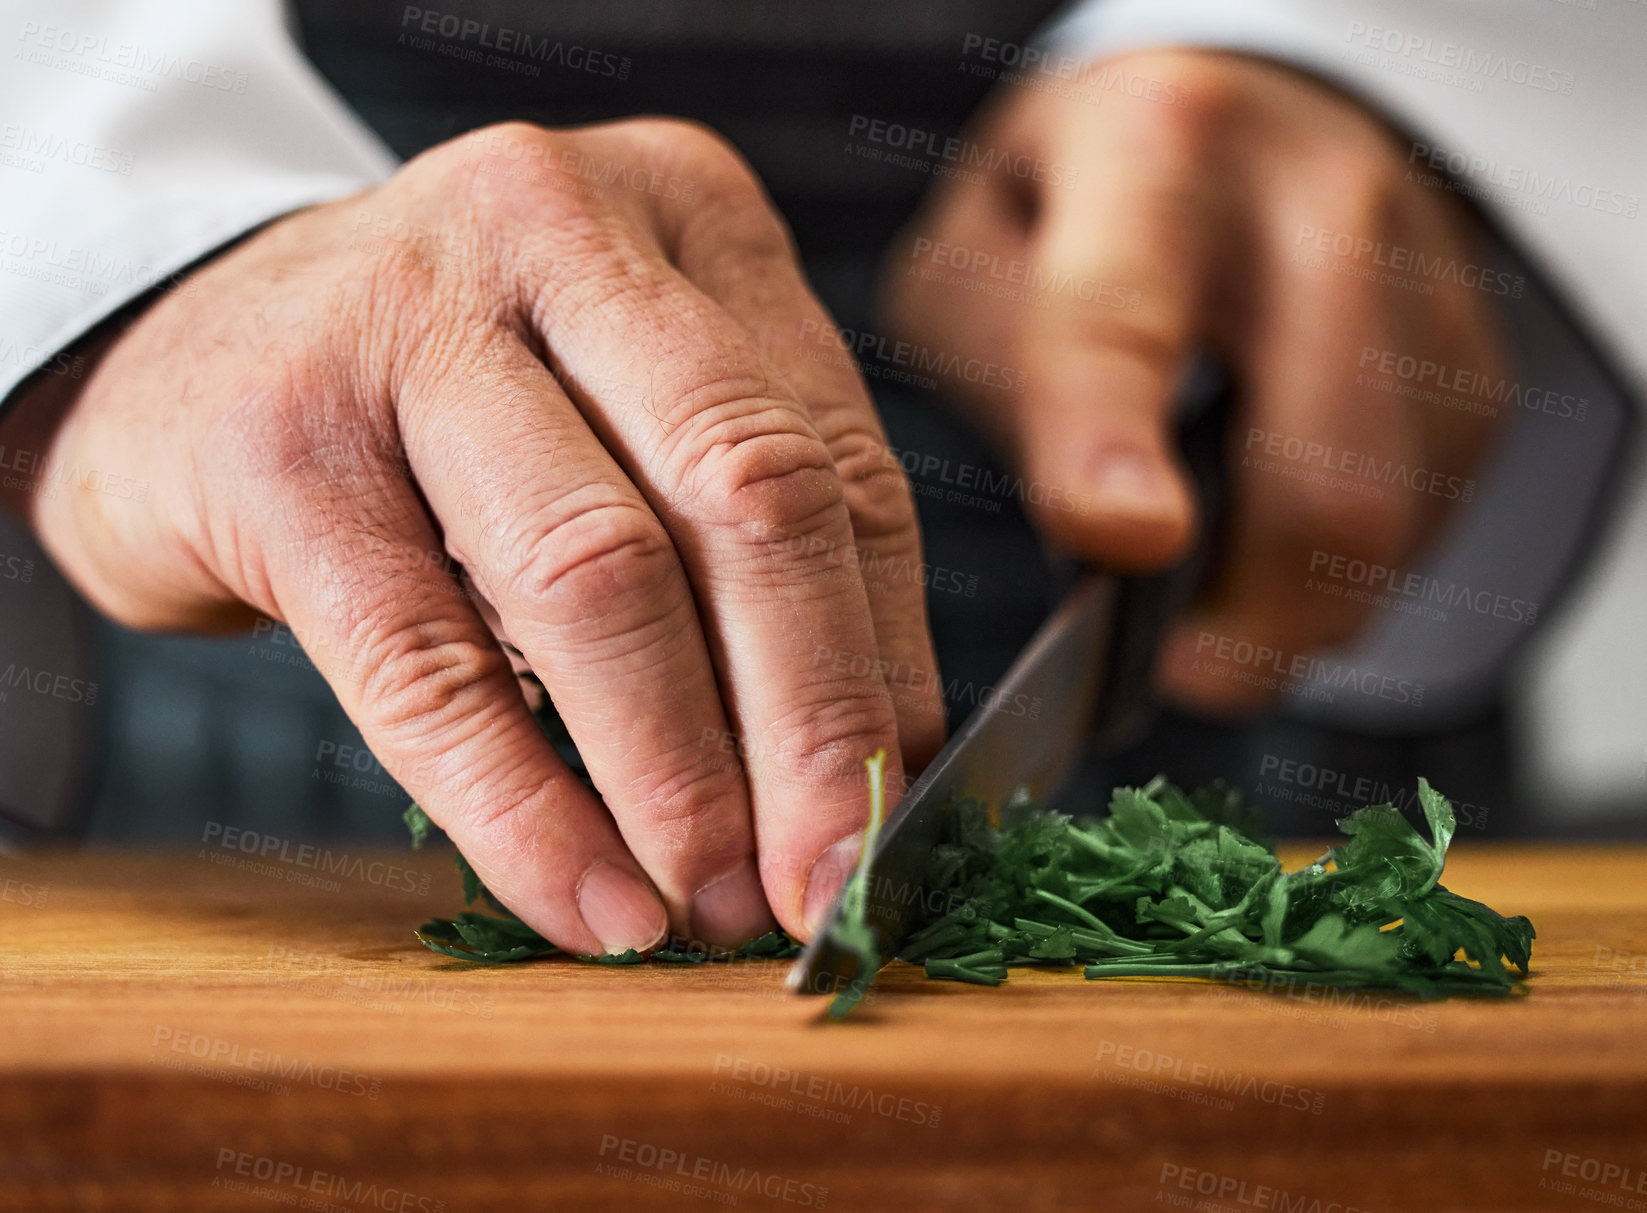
[9,0,1640,848]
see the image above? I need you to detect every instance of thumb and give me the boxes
[1012,155,1216,572]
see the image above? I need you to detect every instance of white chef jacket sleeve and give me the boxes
[1038,0,1647,808]
[0,0,398,411]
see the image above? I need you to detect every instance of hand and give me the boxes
[882,50,1506,712]
[6,120,943,950]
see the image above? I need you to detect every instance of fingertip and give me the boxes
[801,832,864,940]
[1030,447,1195,571]
[689,857,777,948]
[577,861,669,954]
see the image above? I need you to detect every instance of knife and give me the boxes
[789,359,1232,999]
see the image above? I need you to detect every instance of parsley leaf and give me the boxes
[403,760,1533,1014]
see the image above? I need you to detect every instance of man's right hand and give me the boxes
[6,120,943,953]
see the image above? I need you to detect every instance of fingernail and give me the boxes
[803,834,864,937]
[1092,452,1178,519]
[690,858,775,947]
[577,863,668,954]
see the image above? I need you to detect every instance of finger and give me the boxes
[1159,247,1420,712]
[649,149,946,771]
[402,330,776,948]
[1159,178,1506,714]
[1005,109,1224,571]
[497,157,903,940]
[261,463,669,956]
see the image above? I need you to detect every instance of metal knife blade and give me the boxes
[788,570,1118,997]
[789,357,1234,999]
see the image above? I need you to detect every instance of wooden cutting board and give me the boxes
[3,844,1645,1213]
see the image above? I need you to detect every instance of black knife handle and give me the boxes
[1089,354,1236,746]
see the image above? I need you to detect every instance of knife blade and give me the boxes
[789,358,1233,999]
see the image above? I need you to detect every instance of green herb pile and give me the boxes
[404,768,1534,1020]
[867,775,1532,1003]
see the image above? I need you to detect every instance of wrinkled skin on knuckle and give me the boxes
[668,408,844,544]
[763,689,900,792]
[390,120,637,317]
[350,609,516,764]
[828,430,922,546]
[503,494,678,626]
[617,748,748,855]
[618,116,756,194]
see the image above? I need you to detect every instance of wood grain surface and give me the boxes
[3,844,1646,1213]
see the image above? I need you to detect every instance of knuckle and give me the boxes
[626,116,750,183]
[460,779,546,852]
[766,691,898,789]
[479,118,552,147]
[354,612,510,747]
[619,116,788,248]
[669,405,843,541]
[623,751,747,852]
[450,119,556,175]
[831,432,920,545]
[504,498,677,617]
[1120,56,1245,166]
